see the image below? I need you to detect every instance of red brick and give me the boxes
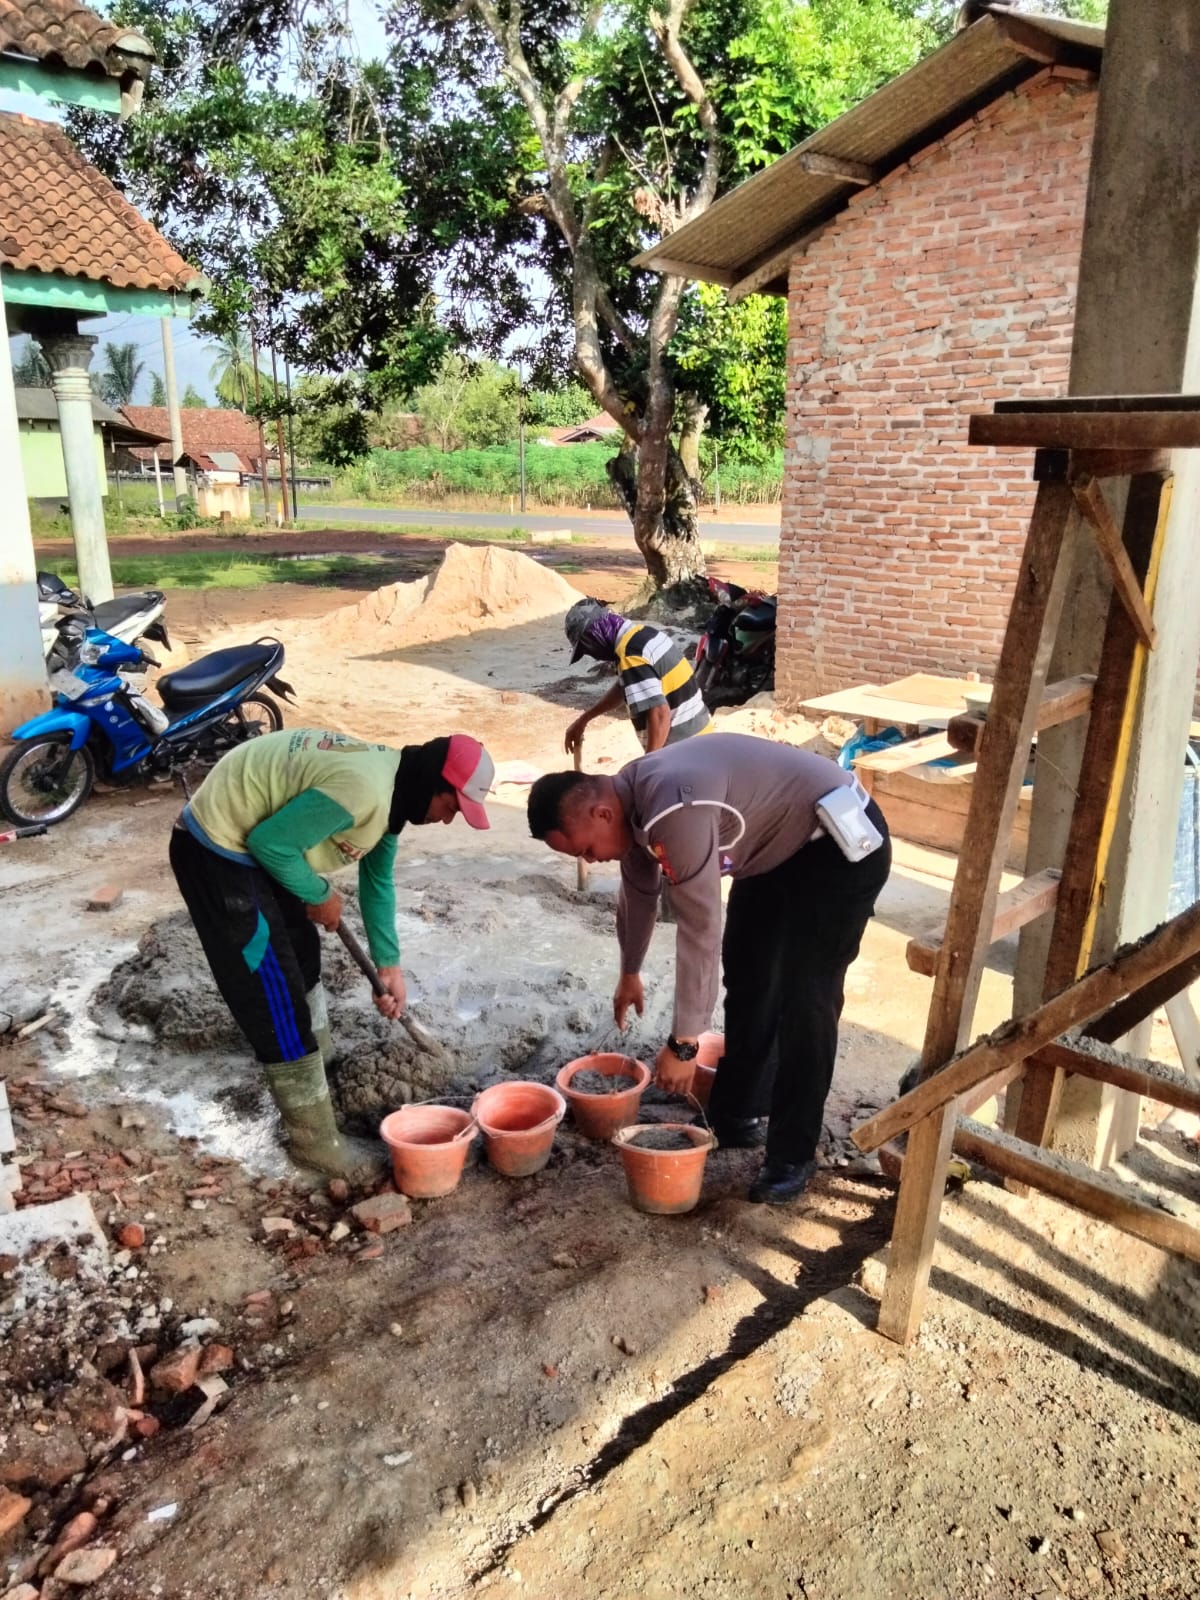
[86,883,124,912]
[149,1346,201,1395]
[117,1223,145,1250]
[350,1192,412,1235]
[198,1343,235,1376]
[41,1510,98,1574]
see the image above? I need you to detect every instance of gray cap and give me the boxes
[565,597,609,664]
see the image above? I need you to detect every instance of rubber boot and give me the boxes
[306,982,334,1061]
[263,1051,385,1185]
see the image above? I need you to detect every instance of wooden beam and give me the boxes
[970,411,1200,451]
[728,221,829,304]
[947,675,1096,757]
[852,897,1200,1153]
[993,395,1200,414]
[877,1110,956,1344]
[951,1119,1200,1264]
[1089,947,1200,1044]
[1035,1038,1200,1115]
[797,151,877,186]
[1071,475,1158,649]
[643,256,736,287]
[906,867,1061,978]
[1070,449,1172,478]
[993,12,1062,65]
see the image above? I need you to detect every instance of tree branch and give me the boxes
[648,0,722,221]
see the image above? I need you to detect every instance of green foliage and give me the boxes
[96,341,146,406]
[337,443,781,507]
[181,384,206,407]
[524,384,597,429]
[413,354,520,452]
[148,371,167,406]
[673,286,787,460]
[208,330,273,411]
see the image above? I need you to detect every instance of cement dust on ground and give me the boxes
[2,544,1198,1600]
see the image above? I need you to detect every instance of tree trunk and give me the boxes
[676,394,707,485]
[607,422,707,589]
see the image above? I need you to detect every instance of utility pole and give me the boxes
[518,362,527,515]
[713,442,721,514]
[160,318,188,511]
[283,350,299,519]
[268,342,291,524]
[249,326,274,522]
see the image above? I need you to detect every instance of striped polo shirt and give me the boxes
[614,622,712,748]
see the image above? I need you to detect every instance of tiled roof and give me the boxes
[0,113,201,292]
[121,406,265,468]
[0,0,154,80]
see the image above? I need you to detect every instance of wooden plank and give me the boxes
[797,151,876,186]
[1088,946,1200,1044]
[951,1120,1200,1264]
[853,731,957,777]
[852,897,1200,1153]
[870,767,1030,873]
[877,1109,957,1345]
[993,11,1061,65]
[1037,674,1096,733]
[906,867,1061,978]
[947,676,1094,756]
[1035,1038,1200,1115]
[969,411,1200,450]
[993,394,1200,415]
[645,256,737,287]
[920,475,1075,1067]
[1071,475,1158,649]
[1071,448,1172,478]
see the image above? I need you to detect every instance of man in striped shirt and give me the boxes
[563,598,712,757]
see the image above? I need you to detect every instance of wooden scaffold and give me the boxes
[853,394,1200,1345]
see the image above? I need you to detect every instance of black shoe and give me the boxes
[706,1115,768,1149]
[748,1158,817,1204]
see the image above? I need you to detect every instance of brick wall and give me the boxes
[777,70,1098,708]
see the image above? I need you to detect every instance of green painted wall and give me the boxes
[19,419,107,500]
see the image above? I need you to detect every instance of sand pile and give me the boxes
[302,542,582,653]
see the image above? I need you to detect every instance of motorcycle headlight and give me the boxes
[78,641,102,665]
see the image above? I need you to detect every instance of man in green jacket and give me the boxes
[169,728,494,1179]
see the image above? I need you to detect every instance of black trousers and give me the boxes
[707,801,891,1166]
[169,824,320,1065]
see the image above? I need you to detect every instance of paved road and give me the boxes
[294,503,780,545]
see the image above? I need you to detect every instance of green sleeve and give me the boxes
[358,832,400,967]
[245,790,355,904]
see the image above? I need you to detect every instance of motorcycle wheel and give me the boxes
[0,735,95,827]
[230,693,283,738]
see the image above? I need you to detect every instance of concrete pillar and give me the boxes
[0,294,51,727]
[40,332,113,606]
[1014,0,1200,1164]
[160,318,189,510]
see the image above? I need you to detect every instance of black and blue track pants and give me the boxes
[169,822,319,1065]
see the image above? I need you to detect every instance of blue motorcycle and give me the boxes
[0,619,295,827]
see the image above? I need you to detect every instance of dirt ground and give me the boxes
[2,540,1198,1600]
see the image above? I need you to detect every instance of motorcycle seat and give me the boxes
[736,598,777,631]
[91,592,164,634]
[158,642,279,708]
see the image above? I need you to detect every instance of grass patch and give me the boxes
[40,552,400,592]
[716,543,779,563]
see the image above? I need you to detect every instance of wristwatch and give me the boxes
[667,1034,699,1061]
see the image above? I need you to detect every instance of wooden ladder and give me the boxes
[865,394,1200,1345]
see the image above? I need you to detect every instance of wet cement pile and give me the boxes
[91,866,680,1144]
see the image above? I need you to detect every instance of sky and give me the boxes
[2,2,395,408]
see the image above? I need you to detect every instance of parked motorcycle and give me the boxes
[38,570,170,661]
[0,619,295,827]
[693,577,777,703]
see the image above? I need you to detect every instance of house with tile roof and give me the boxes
[16,381,165,502]
[1,0,204,722]
[120,405,266,477]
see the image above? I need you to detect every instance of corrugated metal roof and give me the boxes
[634,7,1103,296]
[15,383,168,443]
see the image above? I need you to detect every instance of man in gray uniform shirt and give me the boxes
[527,732,891,1203]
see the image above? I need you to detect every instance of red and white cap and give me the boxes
[443,735,494,829]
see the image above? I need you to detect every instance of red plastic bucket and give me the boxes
[689,1031,725,1109]
[612,1123,716,1215]
[555,1053,651,1139]
[380,1105,477,1199]
[472,1082,566,1177]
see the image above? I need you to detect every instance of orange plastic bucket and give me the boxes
[555,1053,651,1139]
[380,1105,477,1199]
[612,1123,716,1215]
[472,1082,566,1177]
[689,1031,725,1108]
